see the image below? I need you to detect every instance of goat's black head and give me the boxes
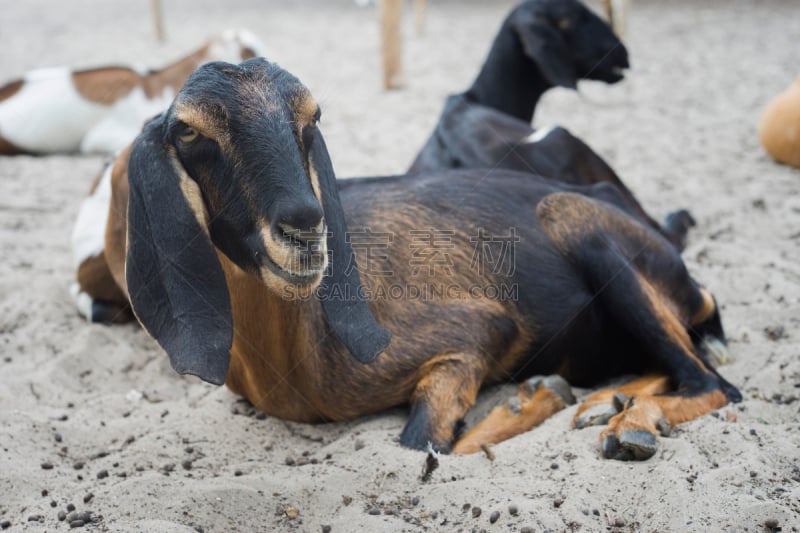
[124,58,391,385]
[509,0,629,89]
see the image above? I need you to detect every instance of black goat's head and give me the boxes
[509,0,629,88]
[124,58,390,385]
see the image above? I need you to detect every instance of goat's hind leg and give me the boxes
[574,374,671,429]
[538,192,739,460]
[452,375,575,454]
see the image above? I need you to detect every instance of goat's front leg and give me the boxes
[453,375,575,454]
[400,352,486,453]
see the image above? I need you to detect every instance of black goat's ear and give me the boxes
[310,128,392,363]
[125,115,233,385]
[514,18,578,90]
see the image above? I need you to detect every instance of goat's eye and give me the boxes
[179,127,199,143]
[558,18,572,29]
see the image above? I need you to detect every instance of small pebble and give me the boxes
[50,500,57,507]
[285,507,299,519]
[83,493,94,503]
[411,496,420,506]
[58,511,67,521]
[489,510,500,524]
[553,498,564,508]
[342,495,352,506]
[234,470,243,477]
[41,462,54,470]
[322,526,332,533]
[41,489,49,496]
[73,461,85,470]
[0,521,9,530]
[749,428,757,436]
[181,460,193,471]
[725,410,737,423]
[612,517,625,527]
[285,457,295,466]
[462,503,471,511]
[67,503,76,512]
[550,463,559,470]
[750,471,757,478]
[368,508,381,515]
[508,504,518,516]
[185,446,194,454]
[69,519,85,528]
[765,518,779,529]
[521,528,534,533]
[354,439,366,451]
[471,506,482,518]
[27,515,43,522]
[97,469,109,479]
[581,509,589,516]
[592,509,600,516]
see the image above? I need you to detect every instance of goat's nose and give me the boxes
[274,201,324,243]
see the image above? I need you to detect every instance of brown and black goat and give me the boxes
[409,0,694,249]
[72,58,740,460]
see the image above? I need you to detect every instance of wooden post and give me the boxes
[413,0,426,35]
[380,0,403,90]
[152,0,165,42]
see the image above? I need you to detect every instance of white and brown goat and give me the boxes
[72,59,740,460]
[0,30,262,155]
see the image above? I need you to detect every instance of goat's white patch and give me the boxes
[80,86,173,153]
[70,283,94,322]
[522,126,556,144]
[210,29,266,62]
[72,163,113,269]
[0,67,109,153]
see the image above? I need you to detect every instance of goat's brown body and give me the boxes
[86,160,737,452]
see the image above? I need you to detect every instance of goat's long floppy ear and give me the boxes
[514,18,577,89]
[125,116,233,385]
[310,129,392,363]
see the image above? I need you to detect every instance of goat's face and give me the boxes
[512,0,629,88]
[124,58,391,385]
[167,60,328,294]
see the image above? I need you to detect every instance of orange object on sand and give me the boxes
[759,78,800,168]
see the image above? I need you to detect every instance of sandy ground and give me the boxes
[1,0,799,531]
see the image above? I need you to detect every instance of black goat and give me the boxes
[409,0,694,249]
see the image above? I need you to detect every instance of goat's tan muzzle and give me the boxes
[259,223,328,296]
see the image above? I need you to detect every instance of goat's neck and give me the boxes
[141,46,209,98]
[219,254,331,422]
[465,22,550,124]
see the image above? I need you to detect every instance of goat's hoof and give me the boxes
[601,429,657,461]
[574,403,619,429]
[525,375,576,406]
[664,209,696,236]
